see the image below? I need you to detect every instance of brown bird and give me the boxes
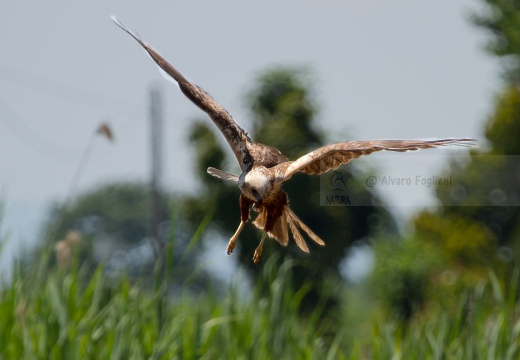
[112,17,476,263]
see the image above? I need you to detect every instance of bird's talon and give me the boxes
[252,249,262,264]
[226,240,236,255]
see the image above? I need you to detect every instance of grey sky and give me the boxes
[0,2,500,269]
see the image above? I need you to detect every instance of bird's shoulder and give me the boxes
[248,142,290,168]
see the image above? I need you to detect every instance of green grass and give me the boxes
[0,252,344,360]
[364,268,520,360]
[1,248,520,359]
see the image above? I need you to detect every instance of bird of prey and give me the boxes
[112,17,475,263]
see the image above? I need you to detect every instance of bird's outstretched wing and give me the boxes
[111,16,253,172]
[273,138,476,183]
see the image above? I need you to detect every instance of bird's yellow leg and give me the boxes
[253,232,267,264]
[227,221,245,255]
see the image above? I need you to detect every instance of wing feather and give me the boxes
[274,138,476,183]
[112,16,253,171]
[207,167,239,183]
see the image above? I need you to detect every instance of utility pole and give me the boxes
[149,85,164,258]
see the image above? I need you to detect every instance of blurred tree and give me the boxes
[472,0,520,82]
[182,66,397,311]
[376,86,520,316]
[485,85,520,155]
[371,82,520,321]
[402,87,520,318]
[47,182,166,246]
[370,1,520,320]
[371,236,441,320]
[42,182,211,288]
[419,86,520,258]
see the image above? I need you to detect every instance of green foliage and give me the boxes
[181,119,238,230]
[485,86,520,154]
[3,246,520,359]
[47,182,170,245]
[189,121,227,182]
[246,67,322,159]
[369,270,520,359]
[0,250,345,359]
[37,181,216,292]
[371,6,520,318]
[412,85,520,264]
[372,85,520,319]
[369,11,520,320]
[414,212,496,267]
[371,237,441,320]
[472,0,520,80]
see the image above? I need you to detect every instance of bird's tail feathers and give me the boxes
[286,214,309,253]
[270,212,289,247]
[253,210,289,245]
[284,205,325,247]
[252,205,324,253]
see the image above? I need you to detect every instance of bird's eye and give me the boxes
[252,189,259,196]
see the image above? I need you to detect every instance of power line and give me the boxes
[0,64,142,116]
[0,64,148,148]
[0,95,84,161]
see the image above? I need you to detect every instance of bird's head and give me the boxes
[239,167,273,204]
